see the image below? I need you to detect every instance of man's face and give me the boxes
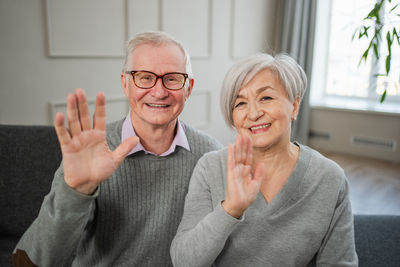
[121,43,193,131]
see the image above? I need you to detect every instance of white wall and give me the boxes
[0,0,278,146]
[3,1,397,163]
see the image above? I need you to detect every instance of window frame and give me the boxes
[310,0,400,115]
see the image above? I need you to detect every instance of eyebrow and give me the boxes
[236,86,273,99]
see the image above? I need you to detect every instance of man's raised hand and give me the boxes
[54,88,139,195]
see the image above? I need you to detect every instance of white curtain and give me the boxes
[278,0,317,145]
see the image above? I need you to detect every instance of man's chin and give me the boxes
[145,117,178,128]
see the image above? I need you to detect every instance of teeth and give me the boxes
[250,124,271,131]
[147,104,168,107]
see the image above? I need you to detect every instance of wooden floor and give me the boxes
[322,152,400,215]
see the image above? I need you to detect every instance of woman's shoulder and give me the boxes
[196,147,228,168]
[190,147,228,195]
[298,143,347,186]
[299,144,343,171]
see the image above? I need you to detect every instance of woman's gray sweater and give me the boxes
[171,144,358,267]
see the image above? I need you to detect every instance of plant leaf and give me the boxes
[387,31,393,45]
[359,48,370,65]
[373,43,379,58]
[380,89,387,103]
[393,28,400,44]
[366,3,380,19]
[390,3,399,12]
[385,54,391,75]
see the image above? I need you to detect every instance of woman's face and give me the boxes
[232,69,300,150]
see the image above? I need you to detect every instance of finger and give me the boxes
[54,112,71,145]
[76,88,91,131]
[227,143,235,178]
[66,93,82,136]
[234,135,243,164]
[244,135,253,166]
[237,135,247,164]
[93,92,106,131]
[112,136,139,165]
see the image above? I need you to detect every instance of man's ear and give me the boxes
[121,73,129,98]
[185,78,194,100]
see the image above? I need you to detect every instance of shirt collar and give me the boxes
[121,110,190,157]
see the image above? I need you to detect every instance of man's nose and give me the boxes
[151,78,169,98]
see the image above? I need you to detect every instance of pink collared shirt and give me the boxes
[121,110,190,156]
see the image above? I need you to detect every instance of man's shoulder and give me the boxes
[182,122,223,154]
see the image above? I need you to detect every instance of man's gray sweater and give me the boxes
[14,119,222,266]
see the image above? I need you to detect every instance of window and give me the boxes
[310,0,400,114]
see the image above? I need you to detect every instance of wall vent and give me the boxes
[351,135,397,151]
[309,130,330,140]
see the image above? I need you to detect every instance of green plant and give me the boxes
[353,0,400,102]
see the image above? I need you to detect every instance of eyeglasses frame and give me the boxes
[124,70,189,90]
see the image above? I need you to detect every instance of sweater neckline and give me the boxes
[252,143,311,216]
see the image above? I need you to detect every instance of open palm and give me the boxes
[54,89,138,195]
[222,134,264,218]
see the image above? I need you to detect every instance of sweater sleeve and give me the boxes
[170,155,242,267]
[316,177,358,266]
[13,165,97,267]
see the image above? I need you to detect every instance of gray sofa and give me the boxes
[1,124,399,267]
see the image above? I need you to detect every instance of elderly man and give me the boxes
[13,31,221,266]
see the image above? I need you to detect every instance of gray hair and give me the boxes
[220,53,307,127]
[122,31,193,79]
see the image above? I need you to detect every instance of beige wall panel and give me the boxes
[162,0,211,58]
[46,0,125,57]
[127,0,160,37]
[180,91,211,129]
[231,0,275,58]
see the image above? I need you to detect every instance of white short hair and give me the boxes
[122,31,193,79]
[220,53,307,128]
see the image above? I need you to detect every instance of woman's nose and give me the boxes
[247,102,262,120]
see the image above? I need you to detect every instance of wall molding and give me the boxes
[45,0,212,59]
[49,95,129,124]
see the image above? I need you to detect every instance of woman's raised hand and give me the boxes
[222,134,264,218]
[54,88,139,195]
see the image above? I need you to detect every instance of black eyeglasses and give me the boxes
[125,70,189,90]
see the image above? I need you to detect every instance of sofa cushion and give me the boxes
[354,214,400,267]
[0,125,62,236]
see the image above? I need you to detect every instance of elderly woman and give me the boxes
[170,53,358,266]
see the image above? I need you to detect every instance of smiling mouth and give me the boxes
[249,123,271,131]
[146,103,170,108]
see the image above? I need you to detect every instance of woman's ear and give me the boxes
[291,97,301,121]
